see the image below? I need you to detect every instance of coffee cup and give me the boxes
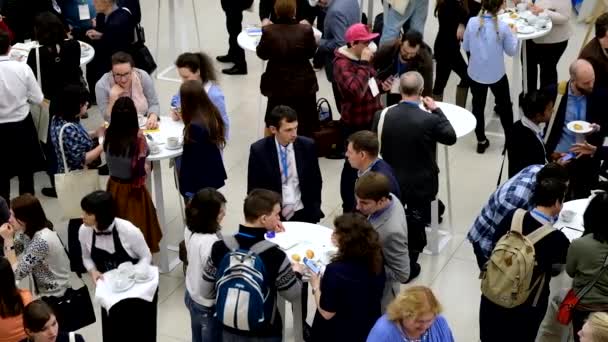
[517,2,527,12]
[138,115,147,127]
[560,210,575,223]
[167,137,180,149]
[149,142,161,154]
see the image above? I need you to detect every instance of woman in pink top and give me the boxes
[0,258,33,342]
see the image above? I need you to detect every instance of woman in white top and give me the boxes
[519,0,572,91]
[183,188,226,342]
[78,190,156,342]
[0,194,70,298]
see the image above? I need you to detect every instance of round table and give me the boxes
[498,11,552,119]
[266,221,334,342]
[10,40,95,66]
[554,198,589,242]
[145,118,185,273]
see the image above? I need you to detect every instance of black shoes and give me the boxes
[477,139,490,154]
[222,65,248,75]
[41,187,57,198]
[216,54,234,63]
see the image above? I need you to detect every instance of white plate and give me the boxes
[165,144,183,150]
[567,120,593,134]
[105,270,136,293]
[517,25,535,34]
[134,271,154,283]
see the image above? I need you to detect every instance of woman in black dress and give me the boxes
[432,0,471,107]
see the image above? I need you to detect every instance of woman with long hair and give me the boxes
[183,188,226,342]
[432,0,470,107]
[0,257,33,342]
[178,80,227,198]
[0,195,71,299]
[23,300,86,342]
[310,213,385,341]
[462,0,518,153]
[171,52,230,140]
[103,97,162,253]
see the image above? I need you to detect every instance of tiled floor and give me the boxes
[11,1,595,341]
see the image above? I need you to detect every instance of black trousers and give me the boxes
[470,75,513,143]
[525,40,568,92]
[101,288,158,342]
[331,82,343,115]
[433,50,470,96]
[0,174,34,203]
[220,0,253,67]
[479,294,548,342]
[339,121,372,213]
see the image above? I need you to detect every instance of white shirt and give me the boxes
[0,55,44,123]
[184,228,220,307]
[79,218,152,272]
[275,138,304,213]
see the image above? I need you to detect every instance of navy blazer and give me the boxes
[247,136,324,223]
[371,159,402,200]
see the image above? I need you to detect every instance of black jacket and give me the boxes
[372,102,456,203]
[247,136,323,223]
[258,0,316,24]
[507,120,547,178]
[92,7,135,74]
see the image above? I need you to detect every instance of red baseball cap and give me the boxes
[344,23,379,44]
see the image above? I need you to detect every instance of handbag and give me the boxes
[122,7,157,74]
[557,253,608,325]
[55,123,101,219]
[312,98,341,158]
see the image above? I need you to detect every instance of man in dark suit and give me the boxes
[372,71,456,264]
[248,105,324,224]
[545,59,608,199]
[342,130,401,211]
[217,0,253,75]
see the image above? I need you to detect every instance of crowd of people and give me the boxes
[0,0,607,341]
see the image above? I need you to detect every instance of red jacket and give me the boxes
[333,47,384,126]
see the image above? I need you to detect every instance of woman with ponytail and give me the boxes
[462,0,518,154]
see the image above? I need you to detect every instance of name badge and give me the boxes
[368,77,380,97]
[79,4,91,20]
[390,76,400,94]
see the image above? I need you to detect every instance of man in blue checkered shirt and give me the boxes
[467,163,569,269]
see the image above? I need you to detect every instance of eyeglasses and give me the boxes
[112,71,131,80]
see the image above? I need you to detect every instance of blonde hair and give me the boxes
[477,0,502,39]
[274,0,296,19]
[587,312,608,341]
[386,286,443,322]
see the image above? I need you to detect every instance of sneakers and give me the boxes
[477,140,490,154]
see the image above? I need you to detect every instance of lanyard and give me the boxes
[279,145,289,181]
[237,232,256,239]
[531,209,553,224]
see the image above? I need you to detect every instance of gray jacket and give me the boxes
[95,68,160,119]
[369,194,410,279]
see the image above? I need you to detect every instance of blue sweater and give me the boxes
[367,314,455,342]
[171,83,230,140]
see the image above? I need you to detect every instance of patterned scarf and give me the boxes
[131,131,148,187]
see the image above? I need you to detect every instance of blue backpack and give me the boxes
[215,235,277,331]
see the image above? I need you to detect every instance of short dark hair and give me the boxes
[584,192,608,243]
[596,12,608,39]
[267,105,298,129]
[531,178,567,207]
[34,12,66,46]
[244,189,281,222]
[111,51,135,67]
[402,30,423,46]
[11,194,53,239]
[186,188,226,234]
[23,300,54,333]
[355,172,391,201]
[348,130,379,157]
[80,191,116,231]
[0,30,10,55]
[521,89,554,120]
[54,85,89,122]
[536,163,569,184]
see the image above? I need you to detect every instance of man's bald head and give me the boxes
[399,71,424,97]
[570,59,595,95]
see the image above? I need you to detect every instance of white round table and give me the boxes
[144,118,185,273]
[498,11,552,119]
[10,40,95,66]
[554,198,589,242]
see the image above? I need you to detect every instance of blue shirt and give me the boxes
[171,83,230,140]
[467,164,542,257]
[463,16,518,84]
[367,314,455,342]
[50,116,94,173]
[555,86,587,153]
[58,0,96,30]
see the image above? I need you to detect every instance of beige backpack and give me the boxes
[480,209,554,308]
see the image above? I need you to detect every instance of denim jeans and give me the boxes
[184,291,220,342]
[380,0,429,43]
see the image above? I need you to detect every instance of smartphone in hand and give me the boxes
[303,257,321,275]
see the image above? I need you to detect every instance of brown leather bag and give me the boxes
[312,98,342,158]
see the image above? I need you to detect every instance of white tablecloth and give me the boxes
[94,266,159,311]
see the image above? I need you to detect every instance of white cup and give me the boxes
[149,142,161,154]
[560,210,575,223]
[167,137,180,148]
[137,115,147,127]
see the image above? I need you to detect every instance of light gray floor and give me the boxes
[11,1,595,341]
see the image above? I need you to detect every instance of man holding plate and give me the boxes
[544,59,608,199]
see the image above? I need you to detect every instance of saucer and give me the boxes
[165,144,183,150]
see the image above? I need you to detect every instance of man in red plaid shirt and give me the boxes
[334,23,393,212]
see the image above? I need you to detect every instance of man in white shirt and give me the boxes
[0,30,45,201]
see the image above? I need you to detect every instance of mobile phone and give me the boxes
[560,152,575,162]
[303,257,320,274]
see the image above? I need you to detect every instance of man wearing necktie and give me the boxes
[247,105,324,224]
